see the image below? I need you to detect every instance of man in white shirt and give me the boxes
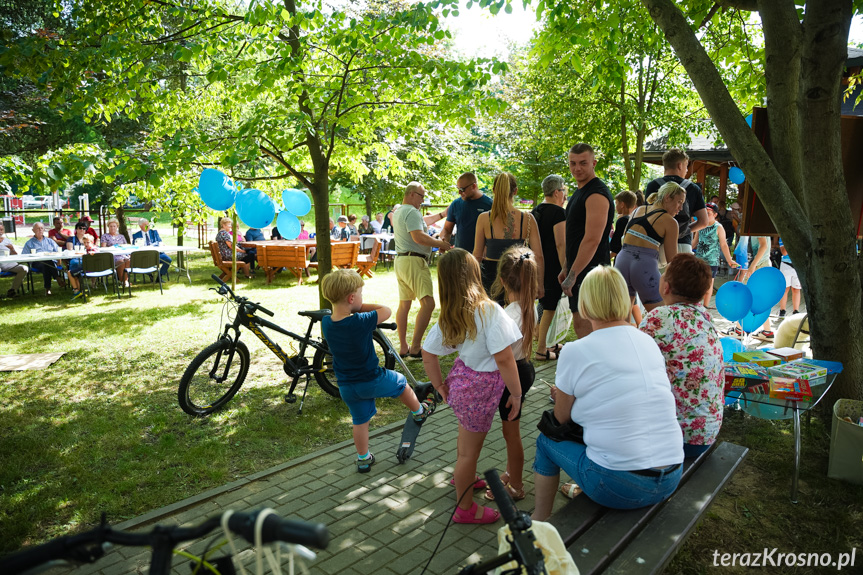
[371,212,384,234]
[0,221,27,298]
[392,182,451,358]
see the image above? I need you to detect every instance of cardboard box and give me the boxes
[724,363,770,392]
[769,376,813,401]
[768,359,829,386]
[766,347,805,362]
[732,350,783,367]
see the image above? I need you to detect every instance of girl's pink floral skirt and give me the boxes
[446,358,505,433]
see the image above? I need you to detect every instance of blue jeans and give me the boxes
[534,433,682,509]
[159,253,172,276]
[684,443,711,458]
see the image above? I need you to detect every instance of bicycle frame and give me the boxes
[217,300,329,407]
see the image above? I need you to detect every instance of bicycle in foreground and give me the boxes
[0,508,329,575]
[178,274,398,416]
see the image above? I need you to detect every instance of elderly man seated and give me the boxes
[1,221,28,298]
[131,218,171,279]
[23,222,68,296]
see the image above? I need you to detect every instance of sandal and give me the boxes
[356,453,375,473]
[452,501,500,524]
[534,349,558,361]
[450,475,487,489]
[484,482,526,501]
[560,482,582,499]
[760,330,775,338]
[549,343,563,354]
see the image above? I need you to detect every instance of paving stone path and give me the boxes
[61,361,566,575]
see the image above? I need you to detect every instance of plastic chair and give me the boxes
[82,252,121,298]
[128,250,163,296]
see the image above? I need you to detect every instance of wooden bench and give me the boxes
[356,238,381,278]
[209,241,250,281]
[547,441,748,575]
[258,245,309,285]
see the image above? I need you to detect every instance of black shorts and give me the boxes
[498,358,535,421]
[568,280,584,314]
[539,278,563,311]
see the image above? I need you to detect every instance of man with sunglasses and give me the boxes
[439,172,492,253]
[392,182,452,358]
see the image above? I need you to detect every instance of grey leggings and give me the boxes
[614,244,662,305]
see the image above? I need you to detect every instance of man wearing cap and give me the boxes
[79,216,99,243]
[439,172,492,252]
[392,182,452,358]
[331,216,349,241]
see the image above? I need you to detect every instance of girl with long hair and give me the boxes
[421,248,523,524]
[483,246,538,502]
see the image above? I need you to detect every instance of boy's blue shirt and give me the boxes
[321,310,383,384]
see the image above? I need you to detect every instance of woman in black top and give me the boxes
[532,174,567,360]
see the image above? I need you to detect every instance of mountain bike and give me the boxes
[177,274,395,416]
[0,508,329,575]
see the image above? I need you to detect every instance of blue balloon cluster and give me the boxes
[195,169,277,229]
[715,267,787,332]
[275,189,312,240]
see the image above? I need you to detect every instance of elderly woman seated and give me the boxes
[640,253,724,458]
[100,217,132,287]
[215,217,253,278]
[532,265,684,518]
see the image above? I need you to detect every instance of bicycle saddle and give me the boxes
[298,309,332,322]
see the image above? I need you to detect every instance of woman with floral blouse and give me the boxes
[640,253,724,458]
[100,218,131,287]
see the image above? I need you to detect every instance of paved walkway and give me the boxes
[61,361,566,575]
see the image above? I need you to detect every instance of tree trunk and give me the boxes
[642,0,863,401]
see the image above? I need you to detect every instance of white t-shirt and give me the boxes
[0,237,18,271]
[392,204,430,255]
[556,326,684,471]
[423,302,522,372]
[504,301,536,361]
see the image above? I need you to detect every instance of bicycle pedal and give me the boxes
[285,394,297,404]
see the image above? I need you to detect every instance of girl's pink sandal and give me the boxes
[452,501,500,524]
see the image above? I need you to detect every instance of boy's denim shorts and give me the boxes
[339,369,407,425]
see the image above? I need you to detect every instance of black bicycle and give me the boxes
[177,274,395,416]
[0,508,328,575]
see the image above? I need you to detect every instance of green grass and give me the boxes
[0,250,444,553]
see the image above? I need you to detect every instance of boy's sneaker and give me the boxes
[778,309,786,318]
[411,401,432,424]
[793,309,799,315]
[357,453,375,473]
[71,290,84,301]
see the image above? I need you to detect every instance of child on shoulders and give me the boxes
[321,269,428,473]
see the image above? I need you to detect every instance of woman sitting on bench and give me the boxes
[532,266,684,518]
[640,254,724,458]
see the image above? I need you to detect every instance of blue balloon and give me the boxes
[747,266,786,314]
[715,281,753,322]
[198,169,236,211]
[276,210,301,240]
[729,167,745,185]
[282,189,311,217]
[734,236,750,270]
[720,336,747,362]
[739,308,771,334]
[745,113,753,127]
[235,189,275,229]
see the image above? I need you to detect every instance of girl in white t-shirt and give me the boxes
[483,246,538,503]
[422,248,523,525]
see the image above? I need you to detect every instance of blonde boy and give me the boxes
[321,269,427,473]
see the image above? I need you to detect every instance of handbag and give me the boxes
[537,409,584,444]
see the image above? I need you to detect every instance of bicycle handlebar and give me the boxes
[210,274,274,317]
[0,510,329,575]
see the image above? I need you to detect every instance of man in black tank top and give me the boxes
[560,143,615,339]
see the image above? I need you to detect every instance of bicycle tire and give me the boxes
[178,339,250,416]
[313,332,396,397]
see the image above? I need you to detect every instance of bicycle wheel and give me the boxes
[313,332,396,397]
[178,339,250,416]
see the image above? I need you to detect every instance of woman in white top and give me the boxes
[532,265,684,518]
